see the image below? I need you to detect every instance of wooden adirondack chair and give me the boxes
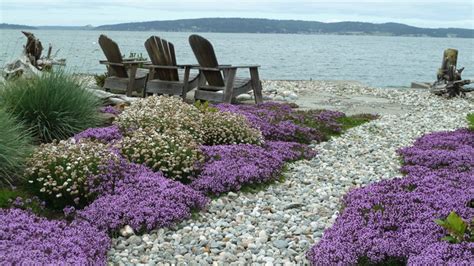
[188,34,263,104]
[98,35,148,97]
[144,36,199,98]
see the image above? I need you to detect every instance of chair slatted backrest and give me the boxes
[98,35,128,78]
[144,36,179,81]
[189,34,225,87]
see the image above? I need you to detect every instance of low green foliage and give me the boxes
[194,100,218,113]
[0,188,24,208]
[296,110,378,138]
[357,256,406,266]
[337,114,379,133]
[435,211,473,243]
[240,174,286,194]
[94,72,108,87]
[0,72,104,143]
[0,109,33,187]
[0,188,42,212]
[124,52,148,67]
[467,113,474,130]
[124,52,147,61]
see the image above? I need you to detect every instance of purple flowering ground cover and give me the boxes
[74,125,123,143]
[0,101,374,264]
[0,160,209,264]
[216,102,331,143]
[190,103,371,196]
[0,208,110,265]
[100,105,121,115]
[76,163,209,233]
[306,128,474,265]
[191,141,316,195]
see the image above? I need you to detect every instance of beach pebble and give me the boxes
[108,80,472,264]
[237,93,252,101]
[119,225,134,237]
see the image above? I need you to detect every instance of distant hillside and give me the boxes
[95,18,474,38]
[0,23,36,30]
[37,25,95,30]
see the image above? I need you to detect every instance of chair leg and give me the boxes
[126,65,138,97]
[181,66,191,100]
[249,67,263,104]
[223,68,237,103]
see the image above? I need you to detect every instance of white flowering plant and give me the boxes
[25,139,122,210]
[117,128,203,180]
[202,111,264,145]
[114,95,205,141]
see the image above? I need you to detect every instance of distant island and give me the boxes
[95,18,474,38]
[0,23,36,30]
[2,18,473,38]
[37,25,95,30]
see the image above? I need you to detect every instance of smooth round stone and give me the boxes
[237,94,252,101]
[258,230,268,243]
[107,81,471,265]
[273,240,289,249]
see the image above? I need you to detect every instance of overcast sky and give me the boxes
[1,0,473,29]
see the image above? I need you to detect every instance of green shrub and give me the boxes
[115,95,204,140]
[467,113,474,130]
[0,72,104,143]
[94,72,107,87]
[25,139,122,209]
[0,109,33,187]
[202,111,264,145]
[117,127,203,180]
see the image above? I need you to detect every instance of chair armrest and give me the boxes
[227,65,260,69]
[143,64,201,70]
[177,64,200,68]
[143,64,184,70]
[99,61,125,67]
[100,60,149,66]
[195,65,260,71]
[122,60,150,65]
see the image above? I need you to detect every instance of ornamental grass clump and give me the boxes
[115,95,204,140]
[0,72,103,143]
[306,128,474,265]
[0,208,110,265]
[117,127,202,180]
[201,110,264,145]
[0,109,33,187]
[25,139,122,209]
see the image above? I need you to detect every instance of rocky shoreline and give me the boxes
[106,81,473,264]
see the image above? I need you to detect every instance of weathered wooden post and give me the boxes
[437,48,459,81]
[430,48,471,97]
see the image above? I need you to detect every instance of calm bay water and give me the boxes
[1,29,473,87]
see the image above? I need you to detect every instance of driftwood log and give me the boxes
[430,48,471,97]
[22,31,43,65]
[2,32,66,79]
[87,88,138,105]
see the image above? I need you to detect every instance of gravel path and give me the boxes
[108,81,473,265]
